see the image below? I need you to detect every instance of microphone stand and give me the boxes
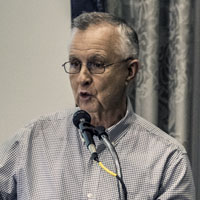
[73,110,127,199]
[94,126,127,200]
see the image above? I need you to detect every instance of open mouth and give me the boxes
[79,92,92,100]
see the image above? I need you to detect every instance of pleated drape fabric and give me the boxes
[105,0,200,198]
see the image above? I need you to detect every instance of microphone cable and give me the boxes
[72,110,127,199]
[93,156,127,200]
[94,126,128,200]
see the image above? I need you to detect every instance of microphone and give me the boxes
[73,110,98,160]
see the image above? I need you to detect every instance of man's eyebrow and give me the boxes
[68,54,108,62]
[88,54,107,61]
[69,55,80,60]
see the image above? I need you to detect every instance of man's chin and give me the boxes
[78,103,97,114]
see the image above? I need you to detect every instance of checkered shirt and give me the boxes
[0,102,195,199]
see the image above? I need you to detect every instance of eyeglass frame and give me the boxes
[61,57,134,74]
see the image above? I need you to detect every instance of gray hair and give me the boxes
[72,12,139,59]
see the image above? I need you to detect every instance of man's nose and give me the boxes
[78,64,93,86]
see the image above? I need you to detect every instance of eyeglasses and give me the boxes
[61,57,133,74]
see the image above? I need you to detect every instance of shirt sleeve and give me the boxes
[156,152,196,200]
[0,138,20,200]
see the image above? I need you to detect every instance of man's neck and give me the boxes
[89,102,127,129]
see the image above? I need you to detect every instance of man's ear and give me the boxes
[126,59,139,82]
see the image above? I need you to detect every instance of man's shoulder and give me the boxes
[27,107,78,125]
[0,108,79,155]
[131,113,186,154]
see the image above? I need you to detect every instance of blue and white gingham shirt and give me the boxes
[0,102,195,199]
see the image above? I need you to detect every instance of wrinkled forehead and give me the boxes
[68,24,120,54]
[71,22,118,36]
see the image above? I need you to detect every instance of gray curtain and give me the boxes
[105,0,200,198]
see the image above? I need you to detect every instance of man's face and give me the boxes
[69,24,132,116]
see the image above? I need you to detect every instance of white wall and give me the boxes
[0,0,74,143]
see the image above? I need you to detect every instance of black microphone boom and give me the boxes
[73,110,91,128]
[72,110,98,160]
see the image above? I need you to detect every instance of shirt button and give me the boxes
[87,193,93,198]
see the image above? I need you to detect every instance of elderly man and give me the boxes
[0,12,195,199]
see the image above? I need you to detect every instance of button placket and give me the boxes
[82,156,101,200]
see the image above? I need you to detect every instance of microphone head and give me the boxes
[73,110,91,128]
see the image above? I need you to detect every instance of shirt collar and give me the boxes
[95,98,136,154]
